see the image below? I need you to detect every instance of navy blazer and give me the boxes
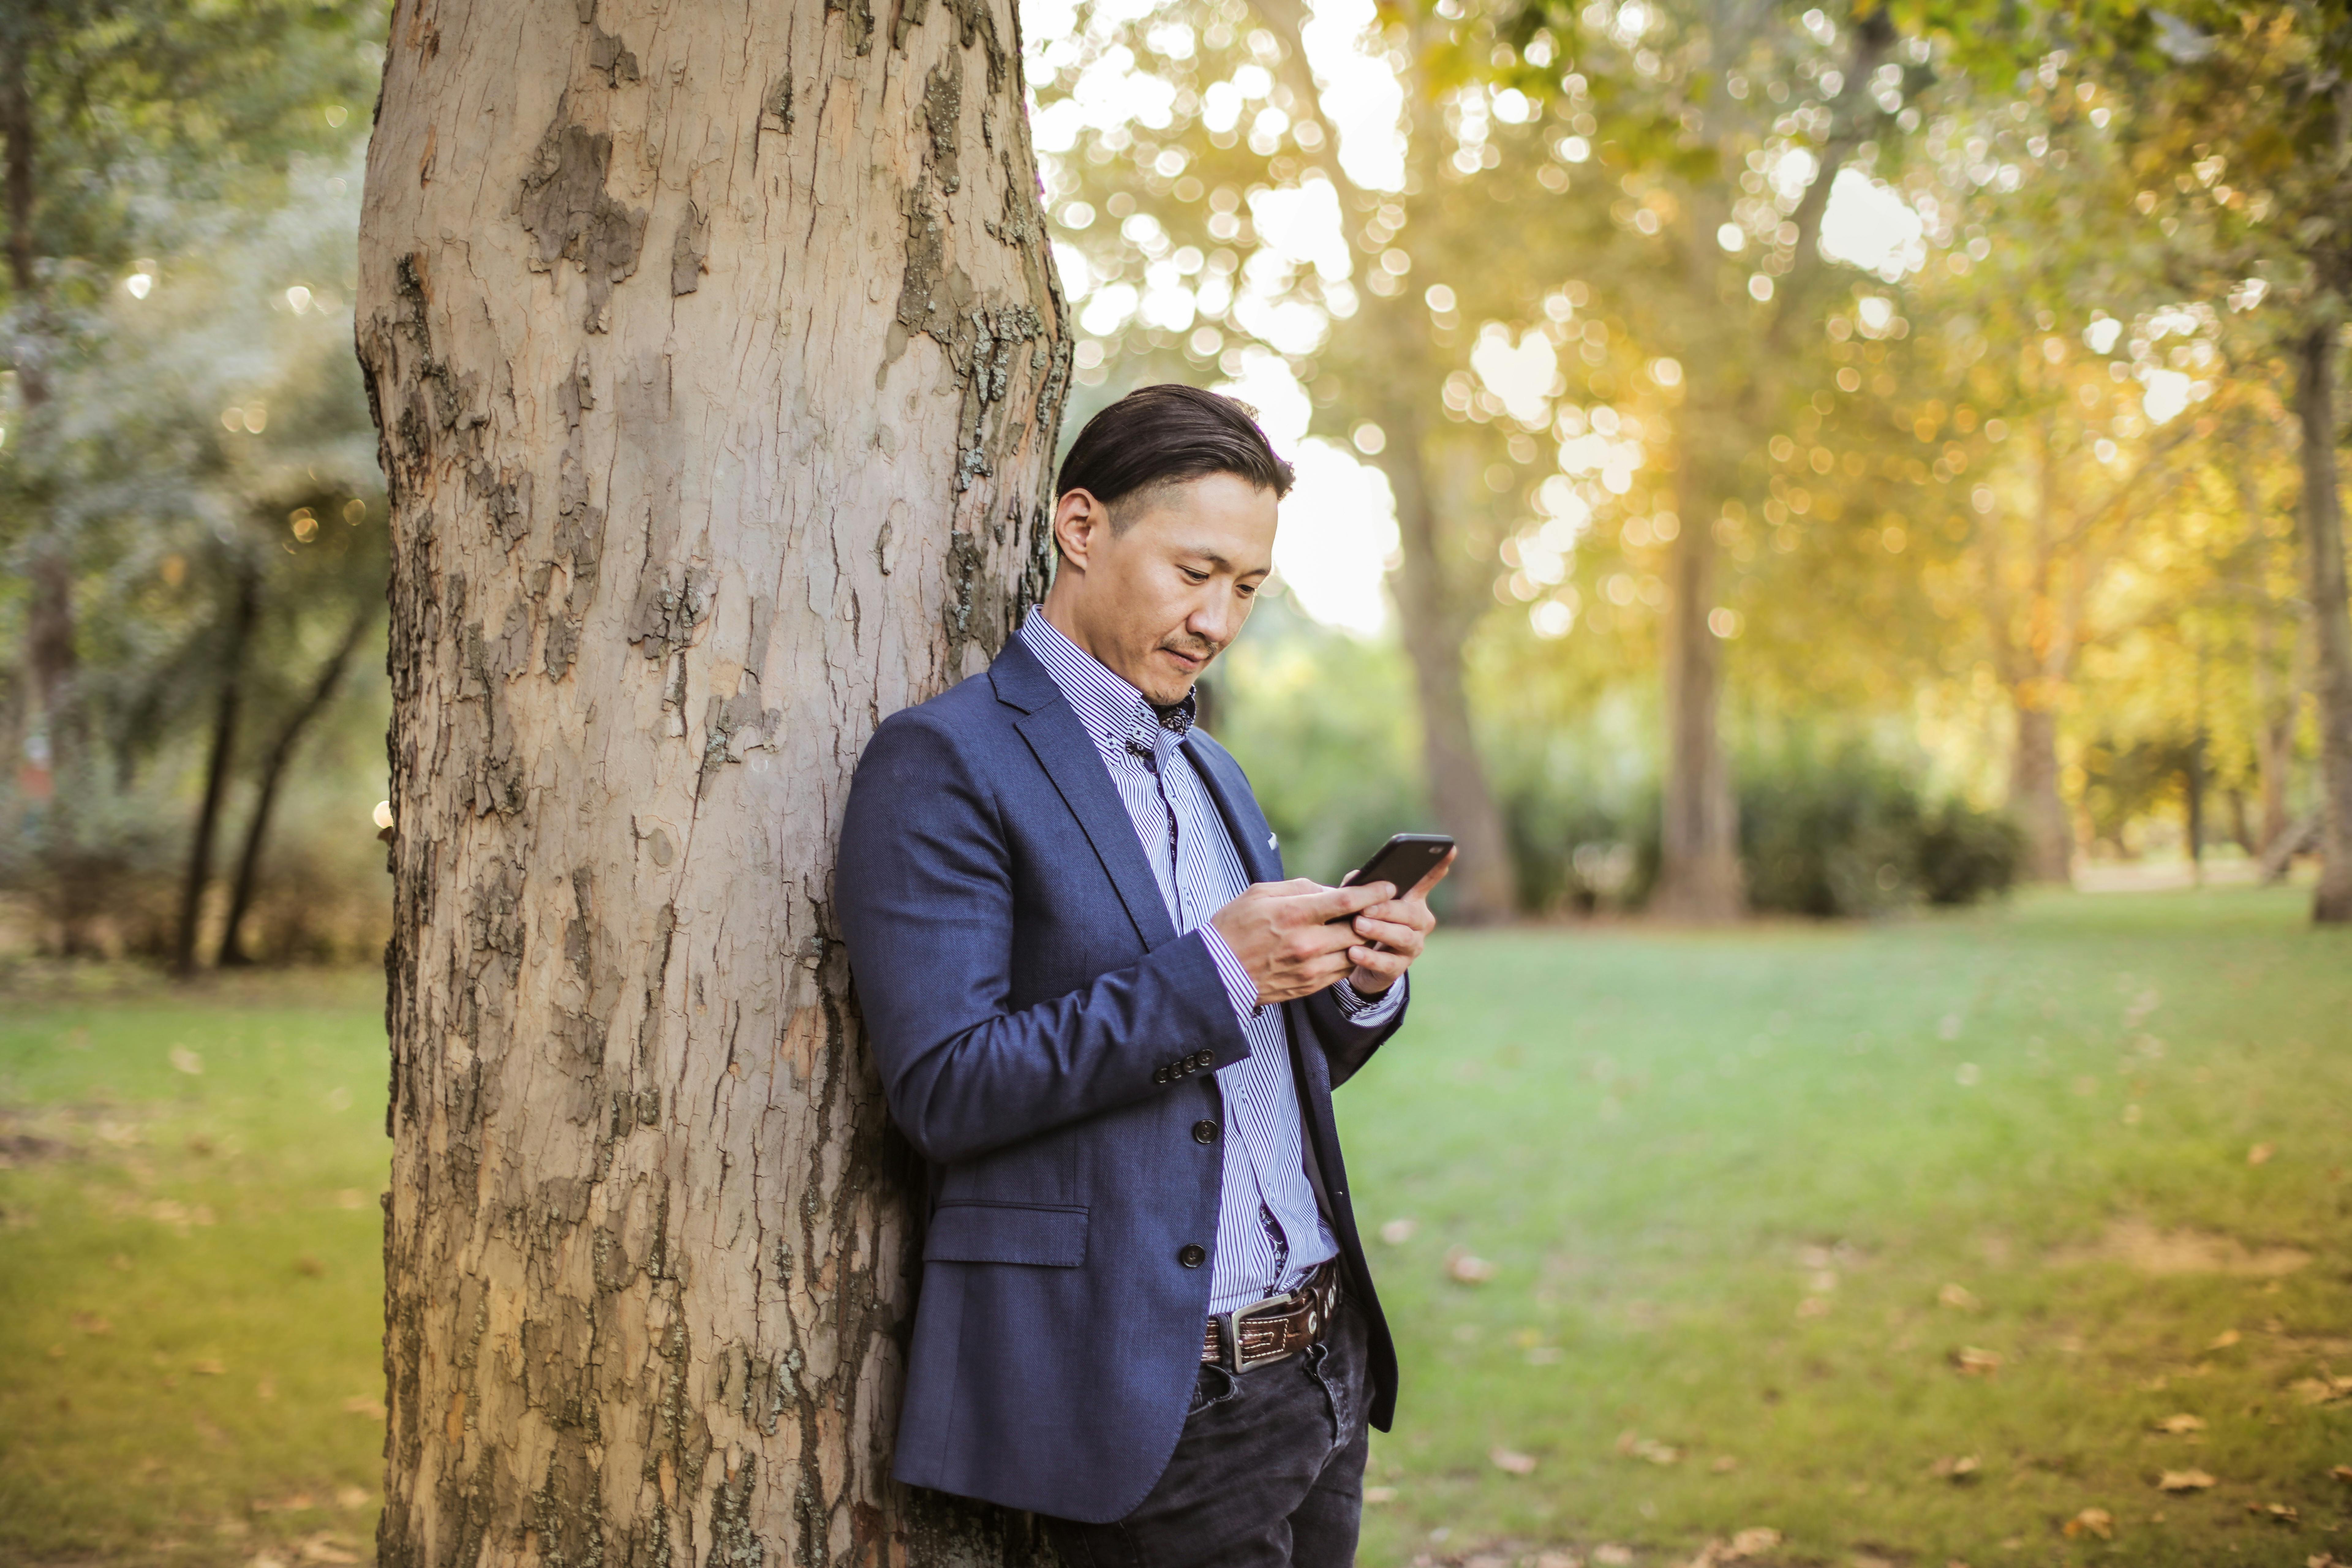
[835,635,1404,1522]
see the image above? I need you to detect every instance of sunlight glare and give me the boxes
[1819,170,1925,279]
[1470,324,1558,427]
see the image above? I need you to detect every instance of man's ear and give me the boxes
[1053,489,1108,570]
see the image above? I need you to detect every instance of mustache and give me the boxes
[1160,635,1223,662]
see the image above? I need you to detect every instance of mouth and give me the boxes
[1161,645,1214,674]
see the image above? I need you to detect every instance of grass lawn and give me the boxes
[2,888,2347,1567]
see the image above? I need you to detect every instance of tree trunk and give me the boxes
[357,2,1068,1563]
[1238,1,1518,925]
[2294,322,2352,921]
[2007,699,2072,882]
[217,604,376,967]
[2252,598,2297,856]
[1651,436,1740,920]
[1375,349,1517,924]
[174,565,258,976]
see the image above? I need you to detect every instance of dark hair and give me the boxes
[1055,384,1295,521]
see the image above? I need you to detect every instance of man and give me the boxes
[837,384,1450,1564]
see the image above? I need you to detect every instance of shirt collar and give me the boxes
[1018,609,1196,763]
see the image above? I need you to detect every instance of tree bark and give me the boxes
[2007,700,2071,882]
[2294,322,2352,921]
[358,2,1068,1563]
[1651,387,1742,921]
[1374,329,1519,925]
[174,564,259,976]
[217,604,376,967]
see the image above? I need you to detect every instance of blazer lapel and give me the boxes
[995,642,1178,951]
[1184,735,1282,885]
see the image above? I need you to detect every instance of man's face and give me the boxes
[1048,471,1278,707]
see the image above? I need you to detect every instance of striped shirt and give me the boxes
[1018,610,1403,1312]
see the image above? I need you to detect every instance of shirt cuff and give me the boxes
[1333,972,1405,1023]
[1197,923,1264,1026]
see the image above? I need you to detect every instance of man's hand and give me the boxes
[1339,848,1453,996]
[1210,878,1393,1008]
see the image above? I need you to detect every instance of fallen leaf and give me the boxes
[169,1045,204,1075]
[2158,1469,2217,1492]
[1930,1454,1981,1481]
[2331,1465,2352,1484]
[2248,1143,2275,1166]
[193,1358,225,1376]
[2255,1503,2300,1525]
[1525,1346,1564,1366]
[1939,1283,1981,1311]
[253,1494,316,1513]
[2292,1374,2352,1406]
[2154,1414,2207,1434]
[1952,1346,2003,1376]
[248,1554,289,1568]
[1363,1486,1396,1504]
[341,1396,387,1420]
[1594,1547,1634,1567]
[1491,1446,1538,1475]
[2063,1508,2115,1541]
[1631,1438,1682,1466]
[1445,1249,1496,1285]
[46,1344,66,1361]
[2208,1329,2241,1350]
[1796,1295,1832,1318]
[1536,1555,1584,1568]
[1711,1455,1740,1473]
[1728,1527,1781,1557]
[332,1486,371,1510]
[296,1535,361,1565]
[1378,1218,1417,1246]
[2311,1555,2344,1568]
[70,1312,112,1336]
[296,1256,326,1277]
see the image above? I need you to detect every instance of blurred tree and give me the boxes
[360,0,1064,1559]
[2063,0,2352,916]
[1901,90,2210,879]
[0,0,382,949]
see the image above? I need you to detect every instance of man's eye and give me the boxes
[1180,567,1209,583]
[1237,582,1258,597]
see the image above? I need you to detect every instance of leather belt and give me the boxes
[1202,1260,1342,1372]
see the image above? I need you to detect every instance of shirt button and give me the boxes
[1178,1243,1207,1269]
[1193,1119,1219,1144]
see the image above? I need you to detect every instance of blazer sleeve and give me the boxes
[1301,976,1408,1090]
[835,707,1253,1166]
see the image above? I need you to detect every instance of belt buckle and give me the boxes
[1216,1266,1337,1373]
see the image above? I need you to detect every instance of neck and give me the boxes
[1038,586,1108,670]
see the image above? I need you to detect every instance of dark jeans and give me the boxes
[1047,1296,1371,1568]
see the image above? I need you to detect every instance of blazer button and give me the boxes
[1193,1119,1219,1144]
[1178,1243,1207,1268]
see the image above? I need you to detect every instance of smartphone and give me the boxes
[1328,833,1456,924]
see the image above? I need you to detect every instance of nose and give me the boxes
[1189,591,1243,648]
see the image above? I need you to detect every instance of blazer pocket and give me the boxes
[922,1201,1089,1267]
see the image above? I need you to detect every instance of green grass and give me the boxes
[1349,887,2352,1567]
[0,970,390,1568]
[2,889,2347,1567]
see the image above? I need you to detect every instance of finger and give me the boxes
[1308,880,1393,922]
[1350,917,1420,951]
[1359,897,1436,931]
[1347,946,1409,979]
[1405,849,1457,900]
